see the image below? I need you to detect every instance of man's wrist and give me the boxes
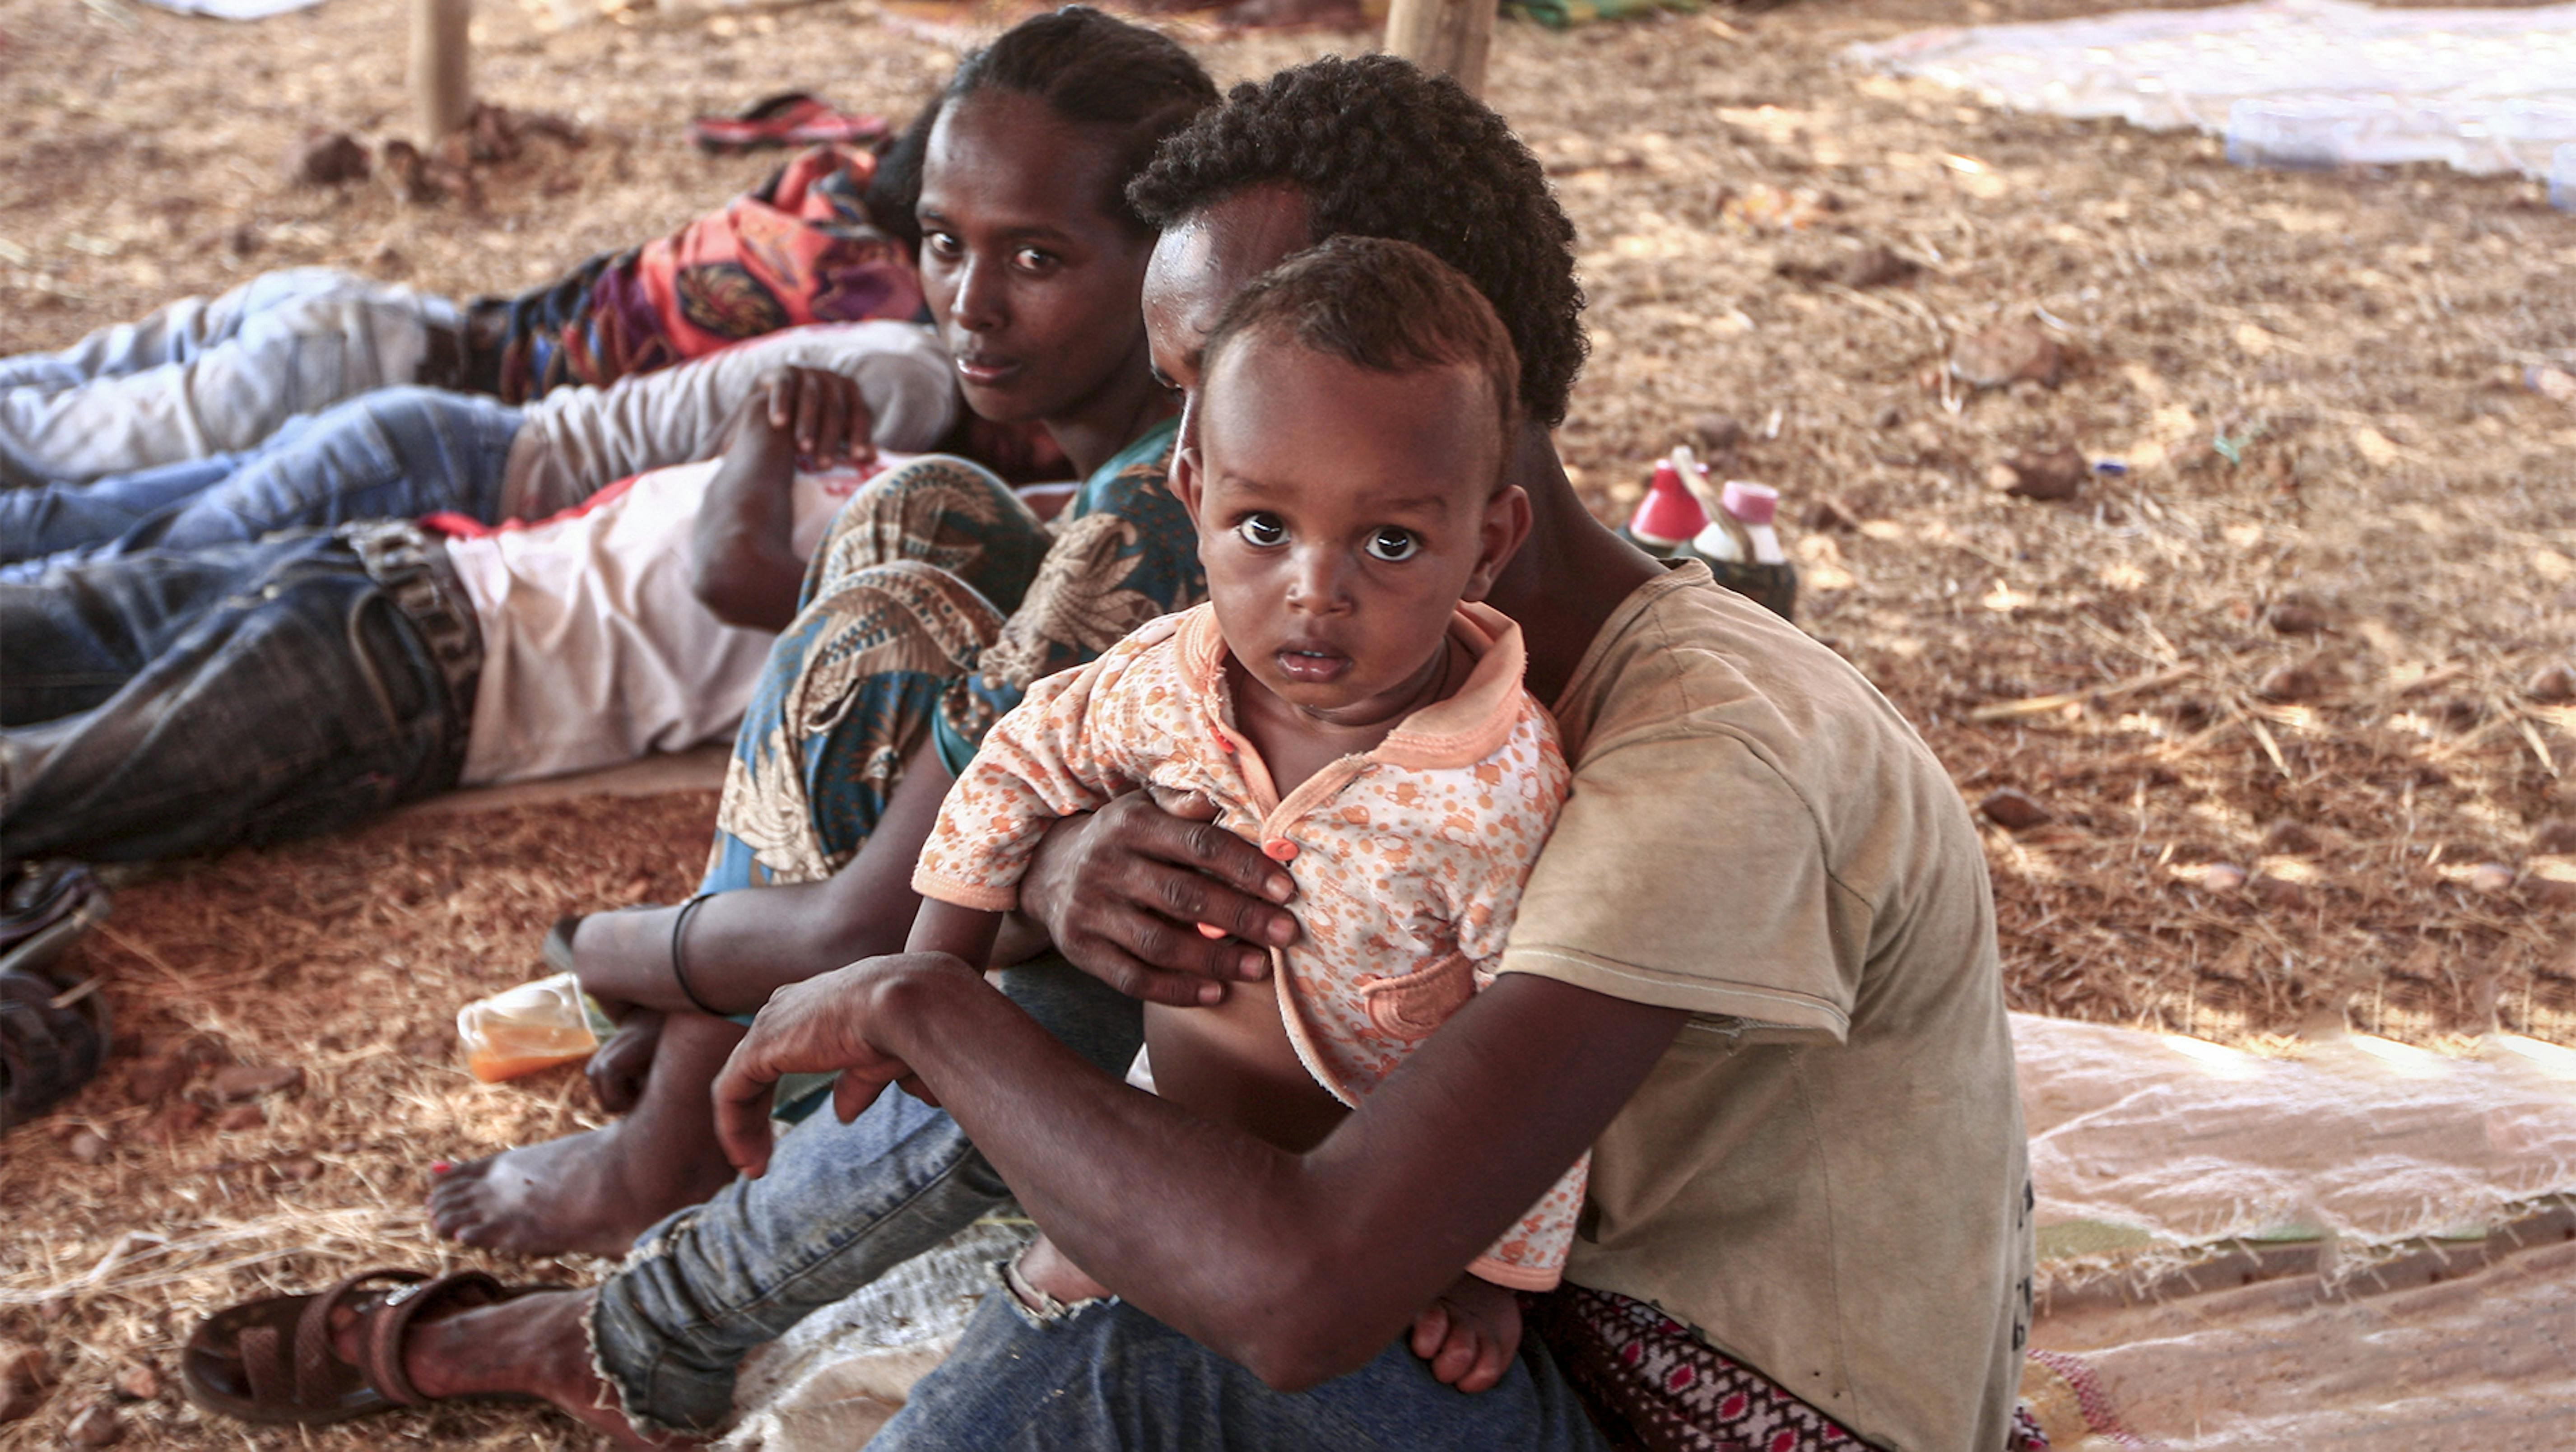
[863,951,998,1061]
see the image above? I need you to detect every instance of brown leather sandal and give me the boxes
[180,1268,560,1425]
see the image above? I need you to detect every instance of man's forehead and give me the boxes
[1145,184,1313,346]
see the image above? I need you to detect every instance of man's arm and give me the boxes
[689,367,872,632]
[716,955,1686,1392]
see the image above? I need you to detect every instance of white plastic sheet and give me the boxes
[1851,0,2576,182]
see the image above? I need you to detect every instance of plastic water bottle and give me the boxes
[1621,446,1708,557]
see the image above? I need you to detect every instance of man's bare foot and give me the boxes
[330,1287,684,1448]
[429,1119,736,1257]
[432,1010,747,1257]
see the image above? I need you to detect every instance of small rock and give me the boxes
[2466,862,2517,895]
[224,222,262,258]
[0,1342,50,1423]
[64,1400,121,1446]
[2200,862,2249,893]
[2527,664,2576,703]
[67,1129,110,1164]
[1832,242,1915,290]
[2266,602,2332,635]
[1951,323,2062,390]
[2256,662,2326,703]
[1692,413,1745,453]
[109,1364,158,1404]
[2533,820,2576,855]
[215,1103,267,1133]
[1802,494,1861,533]
[1977,788,2053,831]
[1873,404,1904,430]
[2531,365,2576,407]
[2261,821,2323,856]
[2251,875,2308,909]
[125,1054,191,1105]
[1992,446,2087,502]
[144,1101,205,1146]
[285,131,370,187]
[210,1064,302,1103]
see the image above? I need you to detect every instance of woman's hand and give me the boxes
[1017,791,1302,1007]
[711,954,966,1177]
[585,1008,665,1115]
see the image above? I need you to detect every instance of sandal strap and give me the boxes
[359,1270,509,1407]
[288,1269,432,1408]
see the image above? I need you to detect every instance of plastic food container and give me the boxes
[456,972,604,1083]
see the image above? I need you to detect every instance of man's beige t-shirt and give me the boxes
[1500,562,2032,1452]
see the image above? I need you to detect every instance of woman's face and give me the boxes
[916,90,1160,432]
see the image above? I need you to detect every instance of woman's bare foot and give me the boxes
[431,1012,746,1257]
[335,1287,684,1448]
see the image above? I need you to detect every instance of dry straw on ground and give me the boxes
[4,0,2574,1443]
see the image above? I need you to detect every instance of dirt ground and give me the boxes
[3,0,2573,1443]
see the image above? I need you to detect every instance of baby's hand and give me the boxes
[1408,1272,1522,1393]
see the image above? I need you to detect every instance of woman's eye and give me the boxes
[923,231,960,258]
[1236,514,1287,549]
[1013,247,1057,272]
[1364,527,1420,563]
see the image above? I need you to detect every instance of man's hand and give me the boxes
[710,954,964,1178]
[1408,1272,1523,1394]
[744,365,875,470]
[1018,791,1302,1008]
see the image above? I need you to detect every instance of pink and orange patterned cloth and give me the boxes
[912,600,1581,1289]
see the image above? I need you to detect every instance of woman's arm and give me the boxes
[572,738,953,1016]
[715,956,1686,1392]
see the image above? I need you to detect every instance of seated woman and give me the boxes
[421,4,1217,1257]
[0,143,918,488]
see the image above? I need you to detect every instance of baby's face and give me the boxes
[1180,335,1521,729]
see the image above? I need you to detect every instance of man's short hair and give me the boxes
[1201,237,1521,464]
[1128,55,1586,429]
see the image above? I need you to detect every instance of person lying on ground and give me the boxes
[419,3,1215,1257]
[182,54,2038,1452]
[0,363,940,864]
[905,238,1572,1389]
[0,320,952,579]
[0,143,921,489]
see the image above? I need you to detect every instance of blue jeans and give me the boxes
[0,531,461,862]
[875,1288,1611,1452]
[0,268,460,486]
[0,388,523,578]
[590,955,1145,1438]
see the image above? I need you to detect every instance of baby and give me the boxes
[905,237,1574,1387]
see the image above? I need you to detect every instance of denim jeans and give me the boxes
[0,531,462,862]
[589,954,1145,1438]
[873,1288,1612,1452]
[0,388,524,577]
[0,268,461,486]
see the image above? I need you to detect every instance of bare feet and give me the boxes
[430,1119,735,1257]
[1409,1272,1523,1393]
[432,1011,747,1257]
[331,1287,683,1448]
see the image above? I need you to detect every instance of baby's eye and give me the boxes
[1363,527,1420,563]
[1236,513,1287,549]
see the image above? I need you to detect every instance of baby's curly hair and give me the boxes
[1128,55,1586,428]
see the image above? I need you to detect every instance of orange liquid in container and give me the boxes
[457,973,601,1083]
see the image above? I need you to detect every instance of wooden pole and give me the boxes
[409,0,474,141]
[1385,0,1494,98]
